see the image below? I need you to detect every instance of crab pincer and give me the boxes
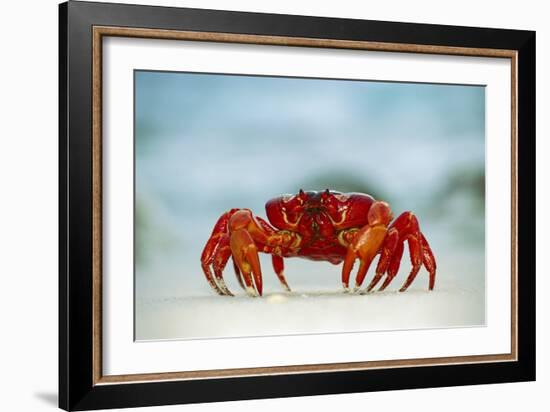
[341,201,392,291]
[230,228,263,296]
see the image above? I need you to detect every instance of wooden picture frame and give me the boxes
[59,1,535,410]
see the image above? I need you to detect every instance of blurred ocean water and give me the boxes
[134,71,485,339]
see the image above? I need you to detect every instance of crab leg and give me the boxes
[398,235,423,292]
[200,209,239,295]
[376,212,416,291]
[376,211,437,292]
[210,235,234,296]
[421,233,437,290]
[272,255,291,292]
[378,241,405,291]
[365,228,399,292]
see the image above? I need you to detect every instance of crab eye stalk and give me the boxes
[298,189,308,203]
[321,189,331,203]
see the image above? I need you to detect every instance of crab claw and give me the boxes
[342,225,387,291]
[230,228,263,296]
[342,201,392,292]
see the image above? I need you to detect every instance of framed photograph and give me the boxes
[59,1,535,410]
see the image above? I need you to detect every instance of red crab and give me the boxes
[201,190,436,296]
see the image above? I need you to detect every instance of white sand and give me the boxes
[135,250,485,341]
[135,287,484,341]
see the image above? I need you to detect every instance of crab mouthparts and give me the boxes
[304,206,324,214]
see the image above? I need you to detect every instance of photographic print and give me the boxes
[134,70,486,341]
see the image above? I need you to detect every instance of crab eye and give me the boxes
[298,189,308,203]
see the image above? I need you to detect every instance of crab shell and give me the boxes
[265,190,391,263]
